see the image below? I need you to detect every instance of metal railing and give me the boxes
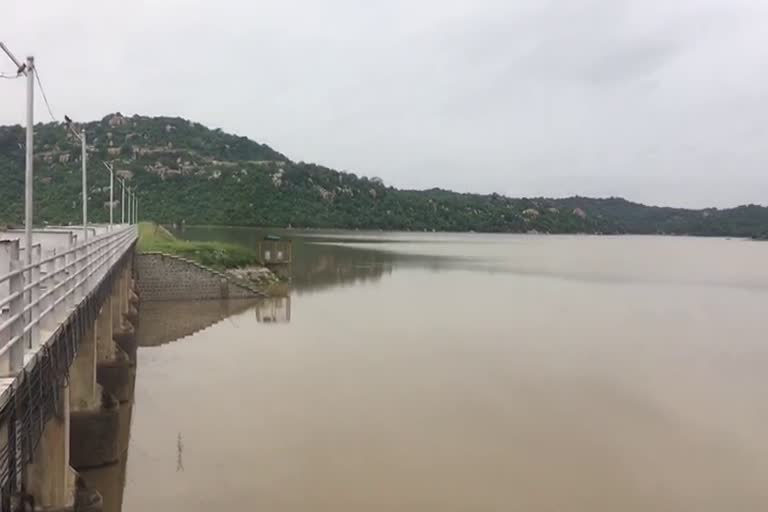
[0,225,137,377]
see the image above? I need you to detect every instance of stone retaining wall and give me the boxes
[136,253,264,301]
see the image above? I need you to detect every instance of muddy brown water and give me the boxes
[89,230,768,511]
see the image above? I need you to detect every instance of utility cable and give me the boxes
[34,66,58,121]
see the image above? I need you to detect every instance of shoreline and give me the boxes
[170,223,758,240]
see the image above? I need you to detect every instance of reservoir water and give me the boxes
[96,229,768,511]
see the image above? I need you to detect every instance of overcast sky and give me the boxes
[2,0,768,208]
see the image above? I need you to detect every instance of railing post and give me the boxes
[95,235,105,284]
[54,251,65,322]
[41,249,59,334]
[0,240,25,375]
[81,236,90,300]
[104,233,113,281]
[66,234,77,308]
[76,237,87,302]
[102,233,111,282]
[0,240,19,375]
[29,244,41,349]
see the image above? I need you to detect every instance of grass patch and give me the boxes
[137,222,176,249]
[138,222,259,269]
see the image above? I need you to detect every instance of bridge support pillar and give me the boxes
[25,387,77,510]
[112,269,137,363]
[95,299,115,362]
[70,305,121,470]
[70,322,100,412]
[127,264,139,326]
[119,266,131,320]
[97,294,134,405]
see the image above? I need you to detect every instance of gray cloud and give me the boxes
[2,0,767,208]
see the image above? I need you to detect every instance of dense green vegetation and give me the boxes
[138,222,259,269]
[1,113,766,237]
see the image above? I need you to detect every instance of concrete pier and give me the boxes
[95,291,134,405]
[68,313,121,470]
[25,388,77,510]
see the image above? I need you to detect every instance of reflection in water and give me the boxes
[138,297,293,347]
[255,296,291,323]
[96,229,768,511]
[137,299,261,347]
[79,399,133,512]
[84,295,294,508]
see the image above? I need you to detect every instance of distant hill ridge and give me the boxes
[0,113,766,237]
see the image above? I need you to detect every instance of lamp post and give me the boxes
[81,129,86,240]
[0,44,34,262]
[126,187,132,225]
[103,162,114,231]
[121,179,126,224]
[65,118,88,241]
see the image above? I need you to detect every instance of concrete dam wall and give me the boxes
[136,252,264,301]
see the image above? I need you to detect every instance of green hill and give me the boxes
[1,113,766,237]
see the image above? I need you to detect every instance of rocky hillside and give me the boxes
[0,113,766,237]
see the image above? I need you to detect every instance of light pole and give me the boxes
[81,129,87,241]
[103,162,114,231]
[65,118,88,241]
[24,57,34,261]
[126,187,132,225]
[0,44,34,263]
[121,179,126,224]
